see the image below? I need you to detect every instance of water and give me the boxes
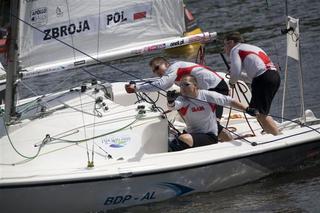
[20,0,320,212]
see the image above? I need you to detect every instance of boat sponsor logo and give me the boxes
[42,20,90,41]
[56,6,64,17]
[133,43,166,54]
[21,65,66,78]
[101,135,131,148]
[169,39,185,47]
[30,7,48,26]
[103,3,152,29]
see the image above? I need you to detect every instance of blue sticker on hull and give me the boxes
[158,182,194,196]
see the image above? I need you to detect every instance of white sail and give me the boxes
[18,0,186,76]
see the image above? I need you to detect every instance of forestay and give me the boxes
[18,0,185,77]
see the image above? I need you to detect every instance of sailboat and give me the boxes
[0,0,320,212]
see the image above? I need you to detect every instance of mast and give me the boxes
[5,0,19,123]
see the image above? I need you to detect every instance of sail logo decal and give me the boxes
[42,20,90,41]
[170,39,185,47]
[104,3,152,28]
[33,2,151,45]
[30,7,48,26]
[134,11,147,20]
[56,6,64,17]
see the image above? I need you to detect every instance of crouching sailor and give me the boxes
[167,74,258,151]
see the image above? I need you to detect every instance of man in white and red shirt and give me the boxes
[167,74,252,151]
[224,32,281,135]
[125,57,231,140]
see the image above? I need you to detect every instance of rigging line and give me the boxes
[6,143,78,166]
[34,113,139,146]
[58,100,99,117]
[16,90,78,115]
[95,142,112,159]
[65,0,77,62]
[233,86,257,136]
[19,80,41,99]
[228,124,320,147]
[47,69,77,96]
[225,127,256,146]
[264,0,270,10]
[134,90,181,134]
[18,73,76,113]
[91,93,98,164]
[219,52,264,131]
[225,86,234,128]
[269,113,320,135]
[19,66,75,103]
[47,115,157,145]
[253,127,320,146]
[1,113,44,159]
[78,90,90,163]
[11,13,167,97]
[49,116,140,143]
[96,0,101,60]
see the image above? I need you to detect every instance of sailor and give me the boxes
[166,74,257,151]
[224,32,281,135]
[125,56,232,141]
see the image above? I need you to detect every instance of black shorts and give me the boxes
[217,121,224,135]
[190,133,218,147]
[209,80,229,119]
[250,70,280,115]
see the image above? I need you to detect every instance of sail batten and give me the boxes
[18,0,189,77]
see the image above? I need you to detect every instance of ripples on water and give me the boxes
[20,0,320,212]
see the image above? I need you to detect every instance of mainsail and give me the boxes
[18,0,192,77]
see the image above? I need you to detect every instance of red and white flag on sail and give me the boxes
[133,11,147,20]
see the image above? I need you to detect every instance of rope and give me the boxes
[195,45,206,65]
[1,111,141,165]
[233,86,256,136]
[1,112,46,161]
[48,115,140,144]
[78,88,91,164]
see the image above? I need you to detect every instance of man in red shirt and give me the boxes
[224,32,281,135]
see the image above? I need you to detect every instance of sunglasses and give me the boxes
[152,65,160,73]
[180,82,193,88]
